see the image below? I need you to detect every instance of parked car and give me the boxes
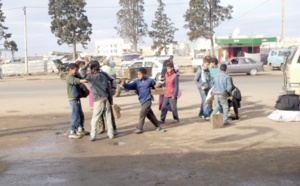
[121,53,141,67]
[129,59,163,81]
[223,57,264,76]
[267,49,291,70]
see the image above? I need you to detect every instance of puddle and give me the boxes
[111,141,127,146]
[6,110,20,113]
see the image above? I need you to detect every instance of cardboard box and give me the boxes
[211,114,223,129]
[112,104,121,119]
[151,88,166,95]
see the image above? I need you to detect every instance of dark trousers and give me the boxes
[160,97,179,122]
[138,102,160,130]
[228,97,240,117]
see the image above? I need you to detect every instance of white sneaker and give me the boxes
[205,117,210,121]
[68,131,81,139]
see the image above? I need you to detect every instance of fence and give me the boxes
[0,60,58,76]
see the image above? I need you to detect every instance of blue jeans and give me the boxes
[199,88,212,117]
[212,95,229,123]
[69,100,85,131]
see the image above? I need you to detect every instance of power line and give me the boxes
[221,0,273,26]
[3,1,188,11]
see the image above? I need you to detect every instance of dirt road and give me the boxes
[0,71,299,186]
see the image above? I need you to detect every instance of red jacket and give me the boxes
[165,71,178,98]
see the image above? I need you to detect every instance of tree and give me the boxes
[115,0,148,52]
[48,0,92,60]
[0,0,12,41]
[4,40,18,59]
[148,0,178,56]
[184,0,233,56]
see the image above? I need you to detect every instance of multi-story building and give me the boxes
[95,39,133,57]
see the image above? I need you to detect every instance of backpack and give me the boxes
[79,83,90,98]
[232,87,242,101]
[275,94,300,111]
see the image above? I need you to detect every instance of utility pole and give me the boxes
[281,0,285,48]
[23,6,28,73]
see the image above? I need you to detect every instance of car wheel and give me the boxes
[155,73,161,81]
[269,64,273,71]
[250,69,257,76]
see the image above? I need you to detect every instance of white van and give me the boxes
[283,46,300,94]
[267,49,291,70]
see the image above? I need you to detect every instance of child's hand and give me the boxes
[80,79,87,83]
[172,96,175,100]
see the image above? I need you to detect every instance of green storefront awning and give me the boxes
[215,37,277,45]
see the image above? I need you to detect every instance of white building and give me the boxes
[151,42,191,56]
[95,39,133,57]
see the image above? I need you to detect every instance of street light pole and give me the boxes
[281,0,285,48]
[23,6,28,73]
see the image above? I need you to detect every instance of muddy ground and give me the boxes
[0,71,299,186]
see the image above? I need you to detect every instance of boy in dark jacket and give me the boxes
[66,63,88,139]
[81,61,114,141]
[122,68,164,134]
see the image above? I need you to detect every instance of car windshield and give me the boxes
[122,54,140,61]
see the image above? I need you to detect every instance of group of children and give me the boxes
[66,58,180,140]
[194,55,241,125]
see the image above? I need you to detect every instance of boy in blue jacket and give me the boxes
[122,68,164,134]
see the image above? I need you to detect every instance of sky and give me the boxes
[1,0,300,57]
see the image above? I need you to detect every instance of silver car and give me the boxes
[224,57,264,76]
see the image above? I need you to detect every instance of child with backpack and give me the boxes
[66,63,89,139]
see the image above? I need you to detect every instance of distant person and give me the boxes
[101,59,116,78]
[80,61,115,141]
[161,55,174,80]
[209,58,220,79]
[194,57,212,120]
[0,66,2,79]
[228,77,242,120]
[66,63,89,139]
[211,64,232,125]
[160,63,180,123]
[122,67,164,134]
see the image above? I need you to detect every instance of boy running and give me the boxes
[122,68,164,134]
[160,63,180,123]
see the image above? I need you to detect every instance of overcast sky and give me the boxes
[2,0,300,57]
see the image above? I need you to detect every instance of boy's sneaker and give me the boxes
[77,129,90,137]
[89,137,96,141]
[223,122,230,126]
[156,127,166,133]
[173,119,180,123]
[134,129,143,134]
[205,117,210,121]
[68,131,82,139]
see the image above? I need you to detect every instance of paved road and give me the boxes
[1,71,300,186]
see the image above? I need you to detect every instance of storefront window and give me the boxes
[234,47,242,57]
